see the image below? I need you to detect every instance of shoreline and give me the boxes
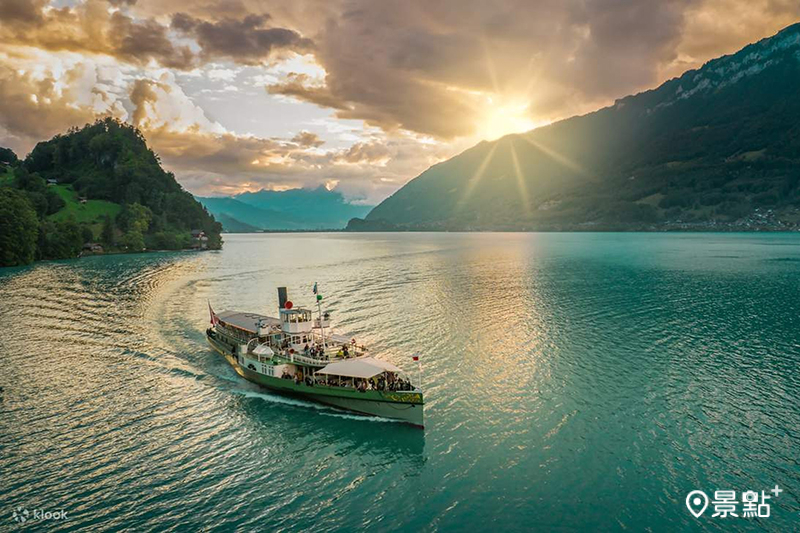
[227,226,800,234]
[0,247,218,270]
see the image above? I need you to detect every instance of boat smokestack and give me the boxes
[277,287,288,309]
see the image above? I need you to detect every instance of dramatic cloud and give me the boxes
[0,55,128,154]
[0,0,798,202]
[171,13,314,64]
[261,0,800,141]
[263,0,703,139]
[0,0,195,68]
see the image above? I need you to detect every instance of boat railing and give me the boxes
[286,352,332,367]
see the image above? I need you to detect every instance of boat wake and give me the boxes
[231,388,334,411]
[320,412,405,424]
[230,388,404,424]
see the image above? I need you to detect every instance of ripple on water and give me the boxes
[1,234,799,532]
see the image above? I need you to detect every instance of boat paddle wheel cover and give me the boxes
[285,300,293,309]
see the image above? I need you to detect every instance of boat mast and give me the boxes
[314,282,326,348]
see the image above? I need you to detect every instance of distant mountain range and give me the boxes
[349,23,800,232]
[197,187,373,231]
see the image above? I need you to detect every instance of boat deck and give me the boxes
[218,311,280,334]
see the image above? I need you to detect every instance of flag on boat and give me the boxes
[313,282,318,295]
[412,355,419,362]
[208,302,219,326]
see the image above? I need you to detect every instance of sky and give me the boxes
[0,0,798,204]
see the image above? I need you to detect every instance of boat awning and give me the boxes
[316,357,402,379]
[252,344,274,356]
[359,357,403,373]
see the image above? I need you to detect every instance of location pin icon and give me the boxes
[686,490,709,518]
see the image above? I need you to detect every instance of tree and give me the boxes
[0,188,39,266]
[18,119,223,257]
[101,215,116,246]
[0,146,18,165]
[117,202,152,233]
[121,229,145,252]
[81,225,94,243]
[37,219,83,260]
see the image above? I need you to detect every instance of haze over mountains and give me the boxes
[198,187,372,231]
[349,23,800,232]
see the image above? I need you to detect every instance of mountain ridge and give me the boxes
[349,22,800,232]
[198,186,372,231]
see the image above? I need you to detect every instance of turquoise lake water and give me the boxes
[1,232,799,532]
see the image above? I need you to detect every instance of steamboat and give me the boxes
[206,286,424,427]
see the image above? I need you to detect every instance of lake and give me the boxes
[1,232,799,532]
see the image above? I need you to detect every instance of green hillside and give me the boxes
[351,23,800,232]
[0,119,223,267]
[48,184,121,224]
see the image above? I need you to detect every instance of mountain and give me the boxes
[0,119,222,266]
[215,213,264,233]
[198,186,373,231]
[196,196,305,230]
[350,23,800,232]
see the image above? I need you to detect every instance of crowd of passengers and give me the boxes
[276,340,367,360]
[280,370,414,392]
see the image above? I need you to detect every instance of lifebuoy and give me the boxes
[285,301,293,309]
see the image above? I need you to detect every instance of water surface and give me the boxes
[1,233,799,532]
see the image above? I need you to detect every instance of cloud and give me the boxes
[0,0,196,68]
[129,72,228,134]
[1,0,800,204]
[260,0,702,139]
[291,130,324,147]
[109,12,195,69]
[171,12,314,65]
[336,141,391,165]
[258,0,800,140]
[0,56,127,154]
[0,0,46,23]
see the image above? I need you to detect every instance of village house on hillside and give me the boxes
[191,230,209,250]
[81,243,104,255]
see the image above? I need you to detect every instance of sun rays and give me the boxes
[509,142,531,215]
[457,142,498,209]
[519,134,591,178]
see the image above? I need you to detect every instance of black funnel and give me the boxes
[277,287,288,309]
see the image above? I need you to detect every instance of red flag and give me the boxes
[412,355,419,362]
[208,302,219,326]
